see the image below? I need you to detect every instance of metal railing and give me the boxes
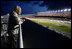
[18,24,24,48]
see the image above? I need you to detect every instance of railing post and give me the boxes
[19,24,24,48]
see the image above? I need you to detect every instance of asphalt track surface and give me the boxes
[21,19,71,48]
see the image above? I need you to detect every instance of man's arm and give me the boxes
[13,12,23,25]
[13,12,24,28]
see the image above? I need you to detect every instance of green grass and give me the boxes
[27,18,71,33]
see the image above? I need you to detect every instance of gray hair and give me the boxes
[13,6,21,12]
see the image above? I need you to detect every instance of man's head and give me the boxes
[14,6,21,14]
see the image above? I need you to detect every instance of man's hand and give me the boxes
[19,19,25,24]
[19,20,23,24]
[21,18,25,22]
[17,16,25,25]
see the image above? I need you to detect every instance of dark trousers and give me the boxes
[7,27,19,48]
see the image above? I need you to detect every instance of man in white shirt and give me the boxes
[7,6,24,48]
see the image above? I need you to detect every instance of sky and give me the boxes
[1,1,71,15]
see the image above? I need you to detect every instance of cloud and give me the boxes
[1,1,71,15]
[39,1,71,10]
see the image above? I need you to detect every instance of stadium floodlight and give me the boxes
[38,12,45,14]
[61,10,63,12]
[68,9,71,11]
[58,10,60,12]
[56,10,57,12]
[64,9,67,11]
[52,11,54,12]
[7,13,9,16]
[48,11,51,13]
[45,12,48,13]
[48,11,50,13]
[51,11,53,13]
[52,11,55,13]
[51,11,53,12]
[55,10,57,12]
[52,11,54,13]
[50,11,52,13]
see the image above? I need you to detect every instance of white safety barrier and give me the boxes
[19,24,24,48]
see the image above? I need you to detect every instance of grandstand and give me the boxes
[36,8,71,18]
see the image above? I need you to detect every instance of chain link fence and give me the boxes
[1,14,24,48]
[1,14,9,48]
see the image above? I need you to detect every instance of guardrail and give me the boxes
[18,24,24,48]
